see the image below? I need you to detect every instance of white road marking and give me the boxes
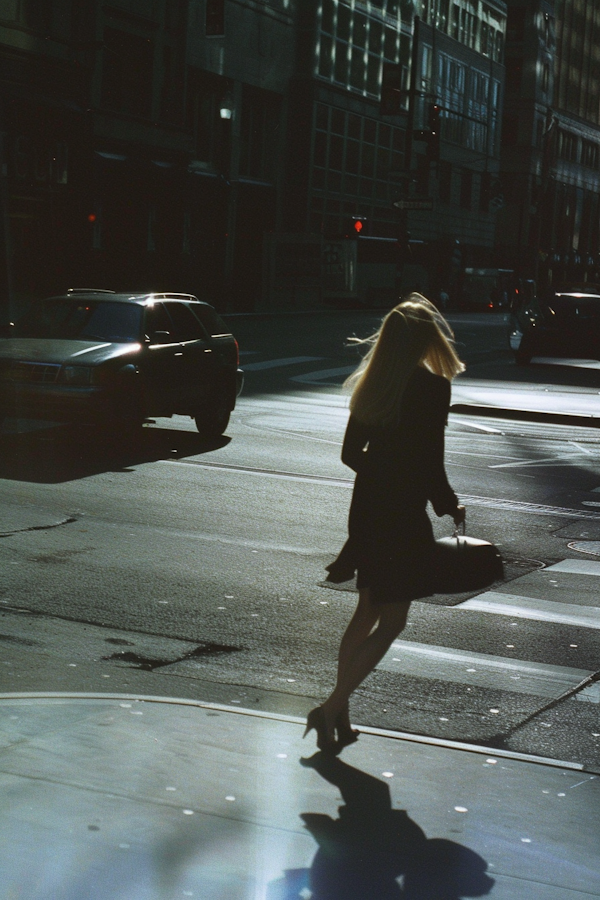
[456,593,600,629]
[380,640,592,700]
[242,356,324,371]
[544,558,600,576]
[534,358,600,369]
[577,682,600,704]
[290,365,357,384]
[570,442,593,455]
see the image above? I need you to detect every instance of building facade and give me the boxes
[276,0,507,308]
[498,0,600,288]
[1,0,511,316]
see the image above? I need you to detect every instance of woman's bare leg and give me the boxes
[334,589,380,732]
[321,594,411,730]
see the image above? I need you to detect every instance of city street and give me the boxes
[1,310,599,769]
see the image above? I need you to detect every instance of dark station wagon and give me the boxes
[0,290,244,435]
[508,283,600,365]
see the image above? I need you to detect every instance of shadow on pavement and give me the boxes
[267,751,494,900]
[0,422,229,484]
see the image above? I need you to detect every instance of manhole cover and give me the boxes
[568,541,600,556]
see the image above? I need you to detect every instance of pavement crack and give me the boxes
[102,641,242,671]
[486,669,600,750]
[0,516,78,538]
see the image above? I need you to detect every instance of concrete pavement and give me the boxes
[1,693,598,899]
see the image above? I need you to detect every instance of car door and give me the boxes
[140,302,184,414]
[163,302,215,412]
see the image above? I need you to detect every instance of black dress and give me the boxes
[327,366,458,603]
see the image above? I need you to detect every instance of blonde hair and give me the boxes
[345,293,465,427]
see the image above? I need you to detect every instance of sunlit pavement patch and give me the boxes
[379,640,592,700]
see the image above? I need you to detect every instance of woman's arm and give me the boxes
[341,414,370,473]
[427,378,461,519]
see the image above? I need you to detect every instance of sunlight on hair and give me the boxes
[344,293,465,427]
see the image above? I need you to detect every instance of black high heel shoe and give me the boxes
[335,710,359,750]
[303,707,337,752]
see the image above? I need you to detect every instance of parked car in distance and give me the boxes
[508,283,600,365]
[0,290,243,435]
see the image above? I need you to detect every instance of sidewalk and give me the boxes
[1,694,598,899]
[451,376,600,426]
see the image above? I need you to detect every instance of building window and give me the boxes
[316,0,406,101]
[161,45,185,124]
[438,161,452,203]
[558,130,579,164]
[24,0,53,32]
[311,101,404,233]
[101,28,154,118]
[206,0,225,36]
[187,69,232,168]
[460,171,472,209]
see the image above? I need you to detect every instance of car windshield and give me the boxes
[14,299,143,342]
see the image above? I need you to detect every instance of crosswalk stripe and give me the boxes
[379,640,592,700]
[242,356,324,371]
[544,558,600,576]
[456,592,600,629]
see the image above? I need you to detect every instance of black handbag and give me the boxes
[433,522,503,593]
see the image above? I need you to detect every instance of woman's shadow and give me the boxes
[268,752,495,900]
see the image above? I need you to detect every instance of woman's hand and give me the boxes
[453,504,466,526]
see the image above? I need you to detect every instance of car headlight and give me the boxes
[59,365,93,385]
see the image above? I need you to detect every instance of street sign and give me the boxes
[392,198,434,210]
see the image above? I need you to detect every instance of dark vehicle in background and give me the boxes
[508,284,600,365]
[0,290,243,435]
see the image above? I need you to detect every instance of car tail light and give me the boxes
[234,338,239,365]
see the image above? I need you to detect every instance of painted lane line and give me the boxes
[290,365,357,384]
[380,640,592,701]
[456,593,600,629]
[460,494,600,519]
[242,356,324,371]
[162,460,600,521]
[544,558,600,576]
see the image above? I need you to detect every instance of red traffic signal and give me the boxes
[349,216,367,237]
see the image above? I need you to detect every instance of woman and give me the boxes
[305,294,466,753]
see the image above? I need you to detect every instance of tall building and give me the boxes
[276,0,507,308]
[0,0,510,315]
[498,0,600,288]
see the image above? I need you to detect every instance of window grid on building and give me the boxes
[310,101,405,237]
[316,0,411,101]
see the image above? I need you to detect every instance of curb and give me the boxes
[451,403,600,429]
[0,691,589,773]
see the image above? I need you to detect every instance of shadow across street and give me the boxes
[0,420,229,484]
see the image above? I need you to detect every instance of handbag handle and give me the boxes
[452,518,466,540]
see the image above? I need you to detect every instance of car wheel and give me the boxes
[515,345,532,365]
[195,392,231,437]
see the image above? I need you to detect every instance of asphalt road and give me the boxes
[1,309,599,769]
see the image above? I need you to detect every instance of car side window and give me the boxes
[192,304,229,336]
[164,303,207,342]
[145,303,174,343]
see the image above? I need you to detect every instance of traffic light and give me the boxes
[427,103,441,162]
[348,216,367,237]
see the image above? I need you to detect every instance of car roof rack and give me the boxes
[66,288,116,294]
[151,292,201,302]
